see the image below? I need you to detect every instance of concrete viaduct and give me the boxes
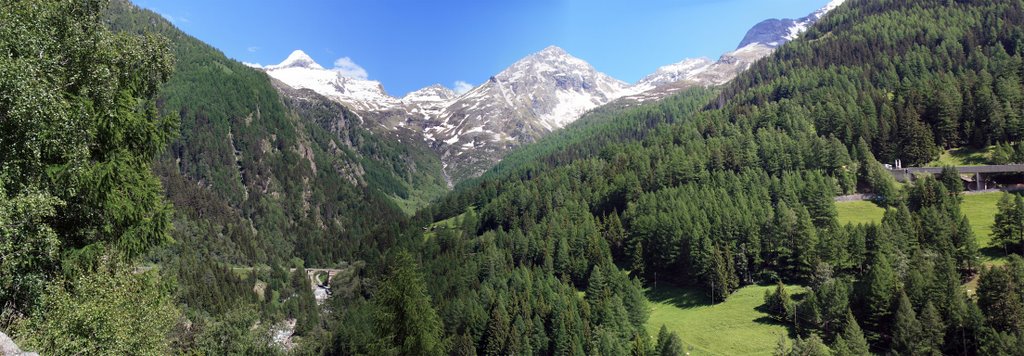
[888,164,1024,190]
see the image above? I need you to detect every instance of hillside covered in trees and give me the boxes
[392,0,1024,354]
[7,0,1024,355]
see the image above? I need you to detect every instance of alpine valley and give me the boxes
[11,0,1024,355]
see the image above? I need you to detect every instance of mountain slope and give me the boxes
[104,0,440,268]
[410,0,1024,354]
[737,0,846,48]
[620,0,846,104]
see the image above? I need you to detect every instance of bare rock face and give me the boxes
[424,46,631,183]
[264,46,633,184]
[738,0,847,49]
[0,332,38,356]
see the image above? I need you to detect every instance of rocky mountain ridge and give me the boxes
[260,0,845,184]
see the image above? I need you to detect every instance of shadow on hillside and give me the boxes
[980,246,1007,262]
[644,285,710,309]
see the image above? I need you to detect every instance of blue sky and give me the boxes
[133,0,829,97]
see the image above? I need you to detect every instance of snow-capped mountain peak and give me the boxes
[402,84,457,103]
[495,46,624,87]
[260,0,846,184]
[266,50,324,70]
[262,50,400,112]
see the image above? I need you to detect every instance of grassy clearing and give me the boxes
[422,208,473,240]
[836,200,886,226]
[926,146,994,167]
[393,184,448,216]
[835,192,1006,264]
[962,192,1015,266]
[646,285,804,356]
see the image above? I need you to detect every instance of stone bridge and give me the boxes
[290,268,342,287]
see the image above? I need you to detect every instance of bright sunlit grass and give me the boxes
[646,284,804,356]
[836,200,886,226]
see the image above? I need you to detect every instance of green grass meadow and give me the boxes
[835,192,1007,263]
[925,147,995,167]
[646,285,803,356]
[961,192,1015,265]
[836,200,886,226]
[640,184,1010,354]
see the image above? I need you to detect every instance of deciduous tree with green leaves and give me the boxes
[1,0,175,333]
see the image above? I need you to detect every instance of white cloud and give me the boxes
[247,46,260,53]
[242,62,263,69]
[453,81,474,95]
[332,57,368,80]
[160,12,190,24]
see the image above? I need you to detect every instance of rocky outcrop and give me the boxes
[0,332,38,356]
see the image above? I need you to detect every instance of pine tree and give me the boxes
[795,293,821,336]
[816,279,850,340]
[655,325,684,356]
[555,235,571,281]
[289,266,320,335]
[789,335,830,356]
[992,194,1023,254]
[484,301,510,356]
[834,310,870,356]
[863,253,897,345]
[937,166,964,196]
[977,266,1024,332]
[586,266,610,306]
[622,277,650,329]
[898,106,939,165]
[892,292,923,355]
[791,205,820,280]
[630,238,646,282]
[918,302,945,355]
[603,212,627,257]
[774,334,790,356]
[461,208,479,237]
[373,250,446,355]
[764,281,792,322]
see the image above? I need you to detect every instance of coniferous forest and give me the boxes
[6,0,1024,355]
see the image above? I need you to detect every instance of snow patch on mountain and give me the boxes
[739,0,846,49]
[621,0,844,104]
